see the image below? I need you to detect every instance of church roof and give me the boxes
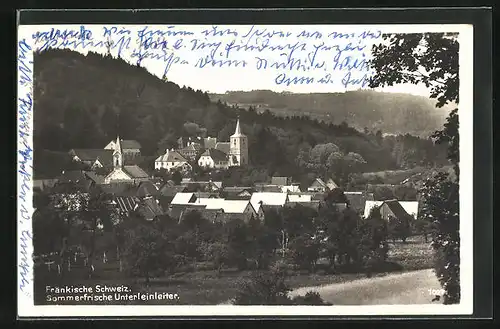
[122,165,149,178]
[200,148,228,162]
[105,138,141,150]
[231,118,245,137]
[115,136,122,154]
[215,142,230,154]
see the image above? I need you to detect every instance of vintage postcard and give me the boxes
[17,12,474,317]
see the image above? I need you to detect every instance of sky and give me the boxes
[19,24,466,97]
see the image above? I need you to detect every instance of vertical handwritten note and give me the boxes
[18,35,34,300]
[30,25,381,93]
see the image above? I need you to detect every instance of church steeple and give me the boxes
[231,117,243,137]
[113,135,123,168]
[229,117,248,166]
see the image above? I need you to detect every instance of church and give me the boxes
[104,136,150,184]
[198,118,248,169]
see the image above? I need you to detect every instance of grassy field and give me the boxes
[36,235,434,305]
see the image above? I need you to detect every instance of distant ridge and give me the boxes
[210,89,453,137]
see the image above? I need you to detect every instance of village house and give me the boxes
[171,192,198,205]
[104,138,141,156]
[271,176,292,186]
[179,142,202,161]
[195,198,260,222]
[222,186,255,200]
[154,149,191,172]
[307,178,339,192]
[68,149,113,170]
[344,191,375,215]
[250,192,289,216]
[135,197,164,221]
[198,148,229,169]
[104,136,150,184]
[364,200,419,220]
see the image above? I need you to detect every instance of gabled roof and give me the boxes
[288,194,312,203]
[281,185,301,193]
[69,149,113,166]
[136,198,164,221]
[271,176,291,186]
[120,140,141,150]
[344,191,369,213]
[215,142,230,154]
[169,204,206,221]
[114,196,139,213]
[84,171,106,185]
[223,186,255,193]
[203,137,217,149]
[326,178,339,190]
[364,201,384,218]
[53,170,95,193]
[364,200,419,219]
[136,181,160,197]
[181,208,223,223]
[171,192,196,205]
[181,143,201,152]
[105,139,141,150]
[397,201,419,218]
[160,185,187,197]
[250,192,288,212]
[57,170,88,183]
[200,148,228,162]
[155,150,188,163]
[196,198,253,214]
[123,165,149,178]
[100,182,134,196]
[383,200,412,220]
[254,184,282,192]
[286,201,321,211]
[310,178,327,188]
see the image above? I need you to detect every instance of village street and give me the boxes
[288,269,443,305]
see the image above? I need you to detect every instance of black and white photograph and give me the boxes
[17,15,476,317]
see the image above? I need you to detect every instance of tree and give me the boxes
[171,170,183,185]
[200,241,230,274]
[233,262,292,305]
[370,32,460,304]
[387,215,411,243]
[288,234,321,273]
[123,223,177,285]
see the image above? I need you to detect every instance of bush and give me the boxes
[292,291,332,305]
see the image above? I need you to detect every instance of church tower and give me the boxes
[229,118,248,166]
[113,135,123,168]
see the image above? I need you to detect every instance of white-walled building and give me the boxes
[155,149,191,171]
[198,148,229,169]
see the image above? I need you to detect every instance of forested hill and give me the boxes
[210,90,452,137]
[33,49,448,179]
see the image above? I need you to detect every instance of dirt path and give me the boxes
[289,269,444,305]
